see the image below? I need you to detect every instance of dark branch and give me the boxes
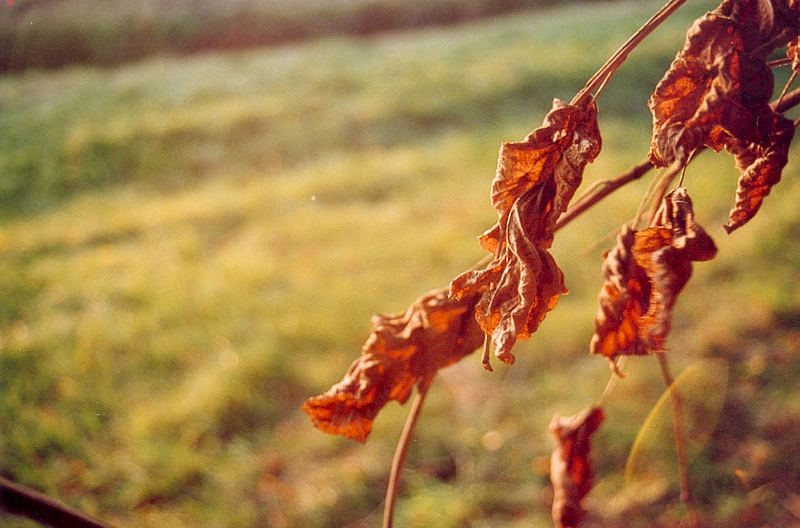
[774,87,800,113]
[0,476,120,528]
[555,159,653,231]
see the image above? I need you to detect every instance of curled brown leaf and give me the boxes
[589,225,650,360]
[723,106,795,232]
[635,188,718,350]
[550,406,604,528]
[590,189,716,362]
[302,288,483,442]
[649,10,769,166]
[451,99,602,366]
[648,0,799,231]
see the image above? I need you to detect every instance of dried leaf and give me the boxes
[302,288,483,442]
[634,188,717,351]
[648,10,769,165]
[648,0,799,230]
[789,36,800,72]
[723,106,795,232]
[488,99,603,248]
[716,0,799,49]
[550,406,604,528]
[589,226,650,360]
[590,189,716,361]
[450,99,602,366]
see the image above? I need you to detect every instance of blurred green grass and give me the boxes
[2,1,800,527]
[0,0,556,72]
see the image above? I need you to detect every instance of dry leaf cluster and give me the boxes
[649,0,798,232]
[590,188,717,363]
[303,0,800,526]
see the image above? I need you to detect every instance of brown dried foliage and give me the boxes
[789,36,800,72]
[724,110,795,232]
[304,100,602,440]
[589,225,650,360]
[302,288,484,442]
[550,406,605,528]
[649,0,798,232]
[303,5,800,525]
[450,99,602,365]
[591,188,717,362]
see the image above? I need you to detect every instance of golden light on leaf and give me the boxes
[788,36,800,72]
[451,99,601,366]
[590,188,716,362]
[634,188,717,350]
[648,0,798,231]
[590,226,650,360]
[302,288,483,442]
[723,111,795,232]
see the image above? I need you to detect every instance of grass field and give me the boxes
[1,0,546,72]
[2,1,800,527]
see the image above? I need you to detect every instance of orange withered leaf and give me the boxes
[648,10,767,165]
[649,0,798,230]
[590,189,716,362]
[589,226,650,360]
[634,188,718,351]
[723,104,795,232]
[488,99,603,248]
[450,99,601,366]
[302,288,483,443]
[550,406,604,528]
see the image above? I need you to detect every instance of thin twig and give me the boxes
[774,86,800,113]
[777,71,798,109]
[383,380,432,528]
[557,84,800,237]
[555,159,653,231]
[645,161,682,225]
[571,0,689,106]
[632,162,669,228]
[480,335,493,371]
[597,356,627,405]
[0,476,119,528]
[767,57,792,68]
[656,353,697,525]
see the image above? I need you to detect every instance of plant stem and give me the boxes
[481,335,493,371]
[767,57,792,68]
[0,476,119,528]
[571,0,688,106]
[656,354,696,520]
[598,356,628,405]
[777,71,798,109]
[383,380,432,528]
[775,86,800,113]
[646,160,683,225]
[555,159,653,231]
[556,83,800,235]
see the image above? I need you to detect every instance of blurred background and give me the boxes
[1,0,799,526]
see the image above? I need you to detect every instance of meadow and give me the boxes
[2,1,800,527]
[1,0,542,72]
